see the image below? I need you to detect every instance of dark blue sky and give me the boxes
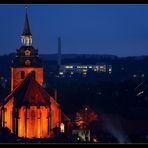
[1,4,148,57]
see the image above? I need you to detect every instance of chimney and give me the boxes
[57,37,61,71]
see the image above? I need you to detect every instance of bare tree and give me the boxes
[75,105,98,129]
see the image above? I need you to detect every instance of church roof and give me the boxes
[22,7,32,36]
[4,73,56,107]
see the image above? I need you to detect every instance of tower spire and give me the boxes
[21,5,32,46]
[22,5,31,36]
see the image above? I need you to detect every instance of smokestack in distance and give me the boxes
[57,37,61,69]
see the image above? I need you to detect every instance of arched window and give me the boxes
[21,71,25,79]
[32,71,36,79]
[50,110,54,128]
[31,110,36,137]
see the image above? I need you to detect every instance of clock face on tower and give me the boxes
[25,60,31,66]
[25,49,31,56]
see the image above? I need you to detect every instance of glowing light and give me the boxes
[59,72,63,75]
[65,66,73,68]
[141,74,144,77]
[99,66,104,68]
[93,138,98,143]
[60,123,65,133]
[136,91,144,96]
[77,66,87,69]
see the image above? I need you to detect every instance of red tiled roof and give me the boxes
[4,73,58,107]
[22,77,50,106]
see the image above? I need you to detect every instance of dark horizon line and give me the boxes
[1,52,148,58]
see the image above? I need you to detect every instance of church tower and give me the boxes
[1,6,64,139]
[11,7,43,91]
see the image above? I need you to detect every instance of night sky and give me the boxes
[1,4,148,57]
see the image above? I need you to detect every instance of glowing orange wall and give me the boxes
[18,106,49,138]
[4,97,14,132]
[18,106,25,137]
[17,101,61,138]
[50,96,61,129]
[4,97,61,138]
[11,67,43,91]
[40,106,48,138]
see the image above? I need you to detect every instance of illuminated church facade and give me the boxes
[1,8,63,138]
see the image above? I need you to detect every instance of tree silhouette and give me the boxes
[75,105,98,129]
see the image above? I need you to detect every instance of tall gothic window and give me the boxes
[31,110,36,137]
[21,71,25,79]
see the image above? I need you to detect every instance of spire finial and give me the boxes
[22,5,31,36]
[25,5,28,14]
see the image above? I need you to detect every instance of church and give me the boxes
[0,8,64,138]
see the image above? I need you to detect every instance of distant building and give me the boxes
[59,64,112,76]
[72,129,90,142]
